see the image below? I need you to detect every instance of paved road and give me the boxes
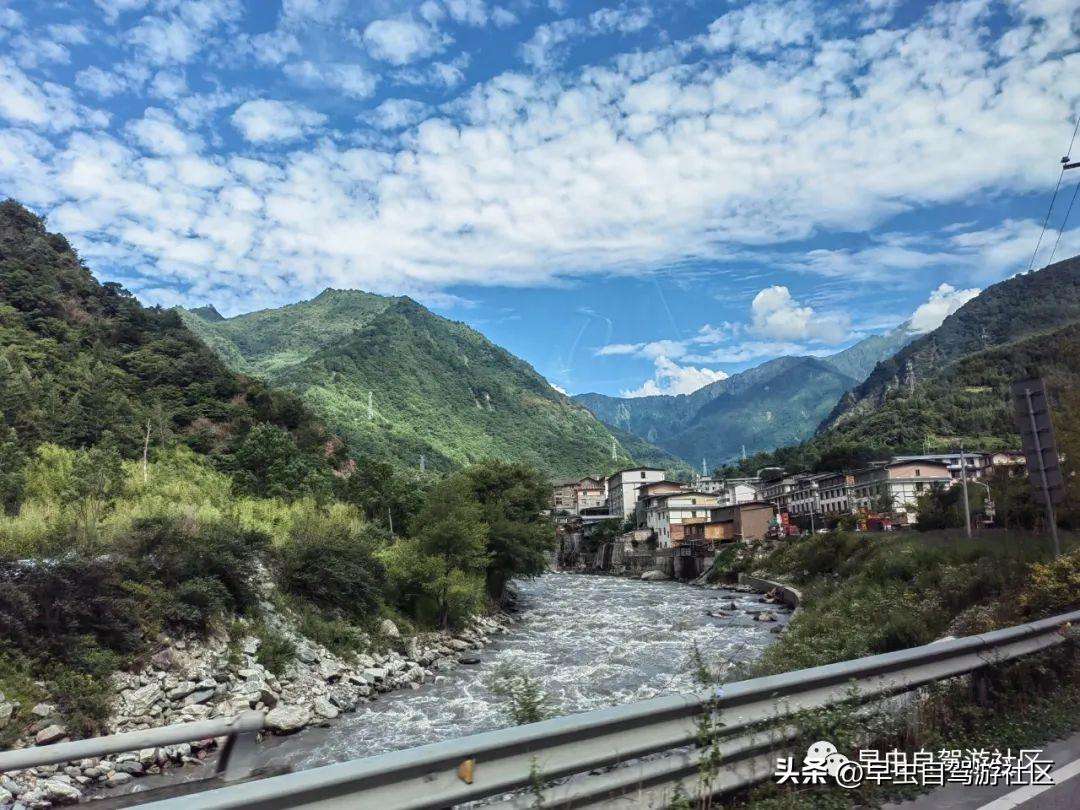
[882,731,1080,810]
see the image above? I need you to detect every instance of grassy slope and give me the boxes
[184,292,686,478]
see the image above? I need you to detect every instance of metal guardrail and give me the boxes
[2,611,1076,808]
[0,710,264,783]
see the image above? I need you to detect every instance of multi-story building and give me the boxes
[818,471,855,518]
[694,476,725,494]
[683,501,776,544]
[607,467,667,520]
[717,477,760,506]
[851,460,952,525]
[641,490,719,547]
[891,453,989,481]
[574,476,607,513]
[787,472,834,521]
[633,480,686,526]
[759,475,796,513]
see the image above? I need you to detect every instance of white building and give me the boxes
[718,477,760,506]
[606,467,667,520]
[640,491,720,548]
[787,473,834,520]
[851,461,953,525]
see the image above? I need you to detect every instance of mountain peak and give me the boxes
[189,305,225,322]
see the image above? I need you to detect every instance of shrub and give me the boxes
[254,625,295,676]
[121,515,269,631]
[487,661,551,725]
[1020,549,1080,615]
[277,513,386,622]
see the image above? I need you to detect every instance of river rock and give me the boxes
[265,705,311,734]
[35,724,67,745]
[380,619,401,640]
[30,703,56,719]
[124,683,164,716]
[313,697,339,719]
[0,698,14,729]
[106,772,133,787]
[22,778,81,805]
[166,681,197,701]
[641,570,670,581]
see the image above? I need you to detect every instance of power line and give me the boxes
[1046,175,1080,267]
[1027,114,1080,273]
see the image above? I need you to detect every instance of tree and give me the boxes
[0,428,25,516]
[335,458,420,535]
[459,460,553,599]
[229,423,332,501]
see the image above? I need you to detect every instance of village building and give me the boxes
[607,467,667,520]
[641,490,719,547]
[818,471,855,518]
[851,460,952,525]
[786,472,834,521]
[683,501,776,544]
[759,475,797,513]
[574,476,607,513]
[716,477,760,506]
[633,480,686,526]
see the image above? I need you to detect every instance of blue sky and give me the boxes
[1,0,1078,397]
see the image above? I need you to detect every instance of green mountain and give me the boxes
[182,291,687,478]
[724,255,1080,474]
[822,321,915,381]
[576,356,860,466]
[0,200,341,469]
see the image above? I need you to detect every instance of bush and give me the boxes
[121,516,270,631]
[254,625,295,676]
[1020,549,1080,615]
[277,513,386,622]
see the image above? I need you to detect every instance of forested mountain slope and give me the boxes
[575,325,914,466]
[184,291,686,477]
[0,200,342,473]
[723,256,1080,474]
[576,357,858,465]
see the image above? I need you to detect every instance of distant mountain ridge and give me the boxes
[182,290,690,478]
[575,325,916,466]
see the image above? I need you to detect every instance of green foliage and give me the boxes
[185,290,648,479]
[487,660,551,725]
[754,529,1078,675]
[334,458,423,535]
[0,428,24,516]
[254,624,296,676]
[229,423,333,501]
[0,200,344,494]
[277,510,386,621]
[121,516,269,632]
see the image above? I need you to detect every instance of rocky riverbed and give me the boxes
[0,573,788,807]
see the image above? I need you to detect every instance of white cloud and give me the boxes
[362,17,450,66]
[283,61,378,99]
[230,99,326,143]
[700,0,815,54]
[125,109,200,156]
[522,4,653,69]
[394,53,470,89]
[149,71,187,99]
[364,98,430,130]
[909,283,981,333]
[4,0,1078,318]
[0,57,105,131]
[622,356,729,397]
[76,66,133,98]
[491,6,518,27]
[94,0,149,24]
[444,0,489,26]
[749,286,849,343]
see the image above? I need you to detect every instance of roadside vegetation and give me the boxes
[700,528,1080,808]
[0,443,552,742]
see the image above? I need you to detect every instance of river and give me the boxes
[107,573,785,805]
[255,572,786,773]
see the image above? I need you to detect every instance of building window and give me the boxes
[641,471,646,479]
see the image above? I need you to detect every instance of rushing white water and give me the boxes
[256,572,786,773]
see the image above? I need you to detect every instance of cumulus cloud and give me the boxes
[364,98,430,130]
[749,286,850,343]
[522,3,653,69]
[622,356,729,397]
[230,99,326,143]
[2,0,1077,317]
[362,17,450,65]
[283,61,378,99]
[909,283,981,333]
[125,109,200,155]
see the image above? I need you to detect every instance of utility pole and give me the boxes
[420,453,426,473]
[388,507,394,536]
[367,391,373,420]
[1023,386,1061,556]
[959,444,972,539]
[611,437,617,461]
